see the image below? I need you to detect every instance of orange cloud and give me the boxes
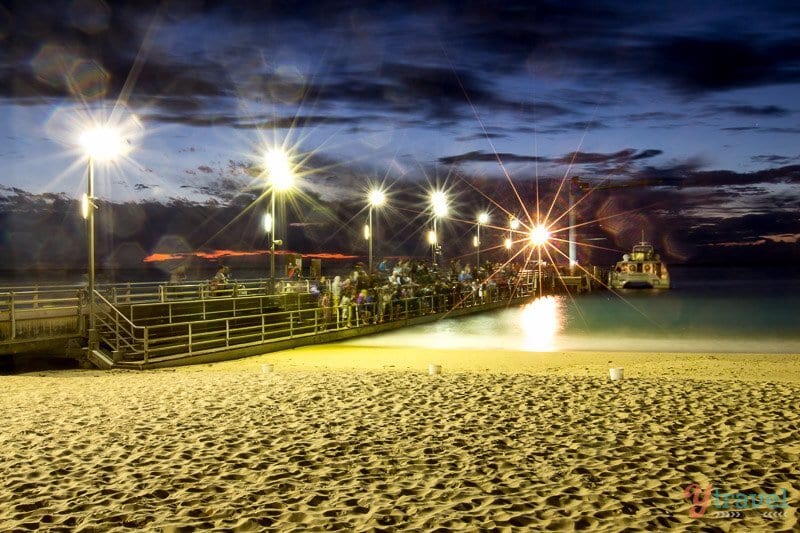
[143,249,360,263]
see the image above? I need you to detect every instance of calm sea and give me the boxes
[341,266,800,354]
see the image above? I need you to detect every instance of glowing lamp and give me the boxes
[529,224,550,247]
[265,149,294,191]
[81,193,90,220]
[368,189,386,207]
[477,212,489,224]
[430,190,448,217]
[80,126,127,161]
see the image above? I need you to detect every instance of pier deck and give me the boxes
[1,269,601,370]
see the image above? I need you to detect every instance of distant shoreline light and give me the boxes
[143,250,361,263]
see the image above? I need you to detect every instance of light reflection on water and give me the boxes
[340,272,800,354]
[519,296,563,352]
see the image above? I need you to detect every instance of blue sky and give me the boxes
[1,0,799,267]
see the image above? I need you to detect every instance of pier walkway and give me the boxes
[2,270,583,369]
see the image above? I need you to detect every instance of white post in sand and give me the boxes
[609,367,624,381]
[261,363,274,374]
[429,363,442,375]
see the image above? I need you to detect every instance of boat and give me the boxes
[608,241,670,289]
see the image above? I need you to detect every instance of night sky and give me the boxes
[1,0,799,273]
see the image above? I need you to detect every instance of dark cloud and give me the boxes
[554,149,662,165]
[438,150,547,165]
[636,35,800,94]
[716,104,791,117]
[751,154,799,165]
[455,132,508,142]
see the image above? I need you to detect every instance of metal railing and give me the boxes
[0,286,85,341]
[2,272,538,363]
[0,277,310,344]
[93,274,537,365]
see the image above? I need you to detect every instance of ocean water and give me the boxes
[341,267,800,354]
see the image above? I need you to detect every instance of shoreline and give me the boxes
[213,345,800,383]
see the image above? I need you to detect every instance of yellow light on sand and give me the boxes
[509,217,520,230]
[477,212,489,224]
[368,189,386,207]
[81,193,90,220]
[430,190,448,217]
[363,224,370,240]
[80,126,127,161]
[529,224,550,247]
[265,149,294,191]
[504,237,512,250]
[428,230,437,245]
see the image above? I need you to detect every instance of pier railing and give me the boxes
[93,275,538,365]
[0,286,85,341]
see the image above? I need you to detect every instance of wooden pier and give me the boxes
[1,267,606,370]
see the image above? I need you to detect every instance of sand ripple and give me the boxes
[1,368,798,531]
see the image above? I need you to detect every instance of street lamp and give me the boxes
[79,126,126,346]
[265,149,294,293]
[367,189,385,273]
[507,216,520,262]
[429,190,448,269]
[476,212,489,273]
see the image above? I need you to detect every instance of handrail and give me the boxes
[2,271,540,362]
[110,277,538,365]
[93,290,149,363]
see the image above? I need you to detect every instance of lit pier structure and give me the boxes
[0,270,549,369]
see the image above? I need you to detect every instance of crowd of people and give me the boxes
[310,258,528,330]
[168,259,533,328]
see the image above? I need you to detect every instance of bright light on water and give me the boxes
[339,269,800,354]
[520,296,563,351]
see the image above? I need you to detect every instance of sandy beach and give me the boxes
[2,347,798,532]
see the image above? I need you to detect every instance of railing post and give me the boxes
[76,289,85,335]
[114,310,120,351]
[261,315,265,342]
[225,319,230,347]
[159,284,165,303]
[290,312,294,338]
[9,291,16,340]
[188,323,193,355]
[143,328,149,364]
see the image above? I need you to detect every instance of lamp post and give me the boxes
[507,216,519,262]
[265,150,294,293]
[529,224,550,296]
[367,189,385,273]
[476,212,488,272]
[79,126,125,347]
[427,229,437,266]
[430,190,448,270]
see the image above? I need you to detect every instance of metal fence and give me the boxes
[93,275,538,365]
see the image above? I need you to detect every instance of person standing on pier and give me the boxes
[170,266,187,285]
[210,265,229,296]
[340,289,352,328]
[320,291,331,331]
